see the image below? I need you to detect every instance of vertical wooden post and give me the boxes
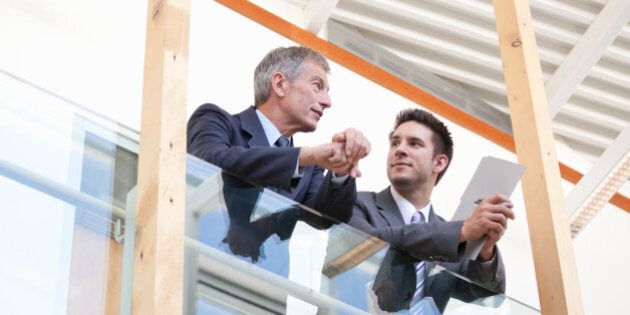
[133,0,190,314]
[493,1,584,314]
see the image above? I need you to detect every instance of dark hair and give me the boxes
[253,46,330,107]
[389,108,454,185]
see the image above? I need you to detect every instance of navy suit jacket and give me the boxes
[187,103,355,223]
[350,188,505,312]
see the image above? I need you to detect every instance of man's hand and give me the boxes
[331,127,371,177]
[459,193,515,259]
[299,143,354,175]
[298,127,371,177]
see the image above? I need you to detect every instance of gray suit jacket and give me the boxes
[349,188,506,312]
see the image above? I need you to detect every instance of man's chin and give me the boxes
[388,176,412,188]
[300,123,317,133]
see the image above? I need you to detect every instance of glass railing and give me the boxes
[0,69,139,314]
[183,156,540,315]
[0,68,540,314]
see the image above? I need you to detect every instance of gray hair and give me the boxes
[254,46,330,106]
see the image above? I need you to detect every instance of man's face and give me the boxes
[280,60,331,133]
[386,121,441,191]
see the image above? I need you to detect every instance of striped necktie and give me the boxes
[275,136,291,148]
[410,211,426,307]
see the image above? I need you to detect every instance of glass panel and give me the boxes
[0,69,138,314]
[184,156,540,314]
[0,67,539,314]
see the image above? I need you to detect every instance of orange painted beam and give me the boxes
[214,0,630,214]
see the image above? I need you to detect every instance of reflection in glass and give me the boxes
[220,171,341,264]
[370,247,501,314]
[185,157,540,314]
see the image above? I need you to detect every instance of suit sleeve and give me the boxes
[349,193,464,263]
[187,104,298,190]
[188,104,356,224]
[430,248,506,309]
[462,248,506,293]
[313,172,356,223]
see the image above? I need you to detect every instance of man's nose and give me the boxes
[319,92,332,109]
[394,145,407,156]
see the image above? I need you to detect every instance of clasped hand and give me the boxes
[300,127,371,177]
[326,127,371,177]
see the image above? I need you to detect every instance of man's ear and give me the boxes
[433,154,449,173]
[271,72,287,97]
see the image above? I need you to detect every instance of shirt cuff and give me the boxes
[331,173,349,184]
[292,157,303,178]
[477,251,497,269]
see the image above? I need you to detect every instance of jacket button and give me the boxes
[405,291,412,300]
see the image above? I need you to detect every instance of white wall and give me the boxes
[2,0,629,314]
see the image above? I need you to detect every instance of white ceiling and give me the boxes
[330,0,630,161]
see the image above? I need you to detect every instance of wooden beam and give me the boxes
[493,1,584,314]
[214,0,630,214]
[133,0,190,314]
[322,237,386,278]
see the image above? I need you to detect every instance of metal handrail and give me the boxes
[0,158,126,220]
[185,237,368,315]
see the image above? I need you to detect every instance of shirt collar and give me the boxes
[255,108,283,146]
[390,186,432,224]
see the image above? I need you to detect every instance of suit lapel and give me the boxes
[427,205,438,223]
[237,106,304,196]
[237,106,271,147]
[375,188,406,227]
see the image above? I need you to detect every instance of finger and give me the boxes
[484,230,502,245]
[485,218,507,235]
[344,128,358,157]
[502,206,515,220]
[484,192,511,206]
[485,212,508,228]
[461,218,486,240]
[348,136,364,166]
[327,156,344,167]
[331,131,346,143]
[349,132,370,166]
[328,159,351,172]
[479,197,515,220]
[359,137,371,160]
[363,138,372,157]
[332,142,348,161]
[487,203,515,220]
[350,164,362,178]
[479,204,514,220]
